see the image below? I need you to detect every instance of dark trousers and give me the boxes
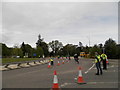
[74,58,79,64]
[69,57,71,60]
[51,61,54,66]
[96,62,102,75]
[103,59,107,69]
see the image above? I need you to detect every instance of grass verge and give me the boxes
[2,58,40,64]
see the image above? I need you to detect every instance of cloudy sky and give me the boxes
[2,2,118,47]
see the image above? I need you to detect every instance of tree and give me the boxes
[25,44,33,57]
[104,38,117,59]
[79,42,83,47]
[98,43,103,49]
[32,48,37,58]
[2,43,10,57]
[49,40,63,56]
[83,45,90,54]
[78,41,83,52]
[36,46,44,58]
[62,44,77,56]
[39,42,49,57]
[12,47,23,57]
[36,34,44,47]
[116,44,120,59]
[21,42,33,57]
[89,44,102,57]
[36,34,49,57]
[21,42,26,56]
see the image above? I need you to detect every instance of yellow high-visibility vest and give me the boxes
[95,55,101,63]
[101,54,107,60]
[50,59,53,61]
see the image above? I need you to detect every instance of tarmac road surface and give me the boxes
[2,58,119,88]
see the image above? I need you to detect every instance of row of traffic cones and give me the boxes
[48,60,66,68]
[52,66,86,89]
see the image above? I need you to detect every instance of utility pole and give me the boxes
[89,33,90,47]
[103,47,105,53]
[87,33,91,47]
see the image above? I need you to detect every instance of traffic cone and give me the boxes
[62,60,64,64]
[52,70,59,89]
[106,59,109,65]
[57,61,60,66]
[66,60,69,63]
[77,66,86,84]
[48,62,51,68]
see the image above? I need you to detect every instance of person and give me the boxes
[68,55,71,60]
[95,52,103,75]
[50,58,54,66]
[101,53,107,70]
[57,55,60,59]
[74,54,79,64]
[66,56,67,59]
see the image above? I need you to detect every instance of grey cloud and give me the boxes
[2,2,118,47]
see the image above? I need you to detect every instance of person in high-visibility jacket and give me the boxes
[101,53,107,70]
[49,58,54,66]
[95,52,103,75]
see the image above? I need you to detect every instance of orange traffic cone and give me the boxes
[106,59,109,65]
[48,62,51,68]
[57,61,60,66]
[52,70,59,90]
[77,66,86,84]
[62,60,64,64]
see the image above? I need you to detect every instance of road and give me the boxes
[2,58,119,88]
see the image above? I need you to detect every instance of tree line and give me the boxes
[1,34,120,59]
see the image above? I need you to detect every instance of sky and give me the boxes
[1,1,119,47]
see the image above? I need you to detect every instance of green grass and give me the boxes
[2,58,40,64]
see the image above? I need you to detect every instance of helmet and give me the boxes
[74,54,77,56]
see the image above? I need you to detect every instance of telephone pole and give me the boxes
[87,33,91,47]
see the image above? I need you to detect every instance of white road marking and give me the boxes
[111,65,114,67]
[60,83,74,87]
[88,82,119,84]
[104,70,118,72]
[93,65,118,69]
[84,64,95,74]
[60,82,119,87]
[74,78,77,80]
